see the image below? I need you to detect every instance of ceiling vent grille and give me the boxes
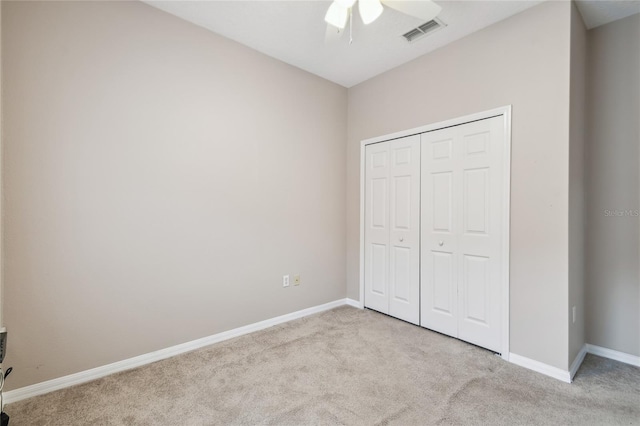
[402,18,445,43]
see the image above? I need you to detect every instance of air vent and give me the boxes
[402,18,445,43]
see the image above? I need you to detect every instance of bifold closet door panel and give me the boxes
[364,136,420,324]
[456,116,504,353]
[420,127,459,337]
[364,141,391,314]
[420,116,504,353]
[388,136,420,325]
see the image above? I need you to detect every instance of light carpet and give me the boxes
[6,306,640,425]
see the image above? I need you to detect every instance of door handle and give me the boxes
[438,241,444,246]
[399,237,404,242]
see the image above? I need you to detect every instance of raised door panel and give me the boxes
[433,172,453,232]
[432,251,455,316]
[370,244,387,295]
[371,178,387,229]
[463,168,489,236]
[391,247,411,302]
[461,254,490,325]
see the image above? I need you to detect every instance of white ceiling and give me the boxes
[145,0,640,88]
[575,0,640,29]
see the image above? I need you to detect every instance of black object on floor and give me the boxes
[1,411,9,426]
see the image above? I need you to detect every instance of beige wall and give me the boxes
[568,2,587,366]
[347,1,573,369]
[2,1,347,390]
[585,13,640,357]
[7,0,635,393]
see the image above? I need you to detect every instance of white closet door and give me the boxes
[421,116,504,352]
[420,127,458,336]
[456,117,504,352]
[364,136,420,324]
[388,136,420,325]
[364,141,391,314]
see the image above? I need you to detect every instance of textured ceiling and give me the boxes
[144,0,639,87]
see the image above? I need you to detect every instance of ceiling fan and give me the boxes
[325,0,442,42]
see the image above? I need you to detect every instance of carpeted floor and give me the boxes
[6,306,640,425]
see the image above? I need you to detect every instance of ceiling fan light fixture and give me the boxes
[325,1,349,29]
[335,0,357,9]
[359,0,383,25]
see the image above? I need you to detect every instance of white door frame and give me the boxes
[359,105,512,361]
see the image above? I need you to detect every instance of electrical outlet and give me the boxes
[572,306,576,324]
[294,275,301,286]
[283,275,290,288]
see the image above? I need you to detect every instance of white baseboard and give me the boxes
[586,344,640,367]
[13,302,636,405]
[508,353,571,383]
[345,298,363,308]
[569,344,588,380]
[4,298,354,404]
[509,344,640,384]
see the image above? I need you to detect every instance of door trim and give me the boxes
[359,105,512,360]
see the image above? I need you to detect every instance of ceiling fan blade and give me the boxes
[325,1,349,30]
[382,0,442,21]
[325,23,346,44]
[359,0,384,25]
